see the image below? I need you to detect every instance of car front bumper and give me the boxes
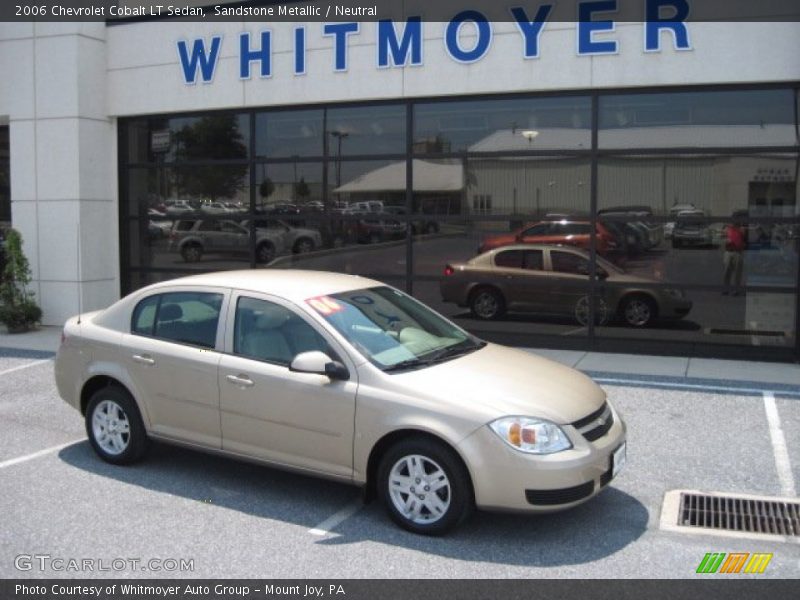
[456,405,627,513]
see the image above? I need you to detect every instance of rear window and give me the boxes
[175,221,196,231]
[495,250,524,269]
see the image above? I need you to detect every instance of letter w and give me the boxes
[177,37,222,84]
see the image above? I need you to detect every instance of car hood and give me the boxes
[389,343,606,425]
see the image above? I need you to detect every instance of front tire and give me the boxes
[620,295,657,327]
[378,438,473,536]
[85,386,149,465]
[256,242,276,264]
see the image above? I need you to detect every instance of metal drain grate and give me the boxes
[679,492,800,537]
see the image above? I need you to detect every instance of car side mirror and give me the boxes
[290,351,349,381]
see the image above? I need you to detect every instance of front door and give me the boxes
[218,293,357,479]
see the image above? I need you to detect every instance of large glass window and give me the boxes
[127,114,250,163]
[120,86,800,360]
[599,90,797,148]
[327,104,406,156]
[255,109,324,158]
[414,96,591,154]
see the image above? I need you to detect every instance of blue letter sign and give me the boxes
[177,36,222,84]
[377,18,423,67]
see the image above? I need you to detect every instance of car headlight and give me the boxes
[489,417,572,454]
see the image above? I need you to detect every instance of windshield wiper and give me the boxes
[424,340,485,364]
[382,358,432,373]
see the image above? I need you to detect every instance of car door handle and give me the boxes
[226,374,254,388]
[132,354,155,366]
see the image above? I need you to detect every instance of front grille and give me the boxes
[526,481,594,506]
[679,492,800,536]
[572,401,614,442]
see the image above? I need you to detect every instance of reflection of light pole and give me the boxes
[292,154,299,201]
[329,131,349,188]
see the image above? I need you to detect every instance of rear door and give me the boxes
[218,292,358,479]
[546,249,592,318]
[122,287,229,447]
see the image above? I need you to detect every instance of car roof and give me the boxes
[482,243,588,256]
[147,269,378,302]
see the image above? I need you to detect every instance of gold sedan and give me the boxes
[55,270,626,535]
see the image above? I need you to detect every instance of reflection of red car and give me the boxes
[478,220,617,255]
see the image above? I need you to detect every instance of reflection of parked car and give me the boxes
[478,220,617,256]
[246,219,322,254]
[664,203,698,239]
[168,219,285,263]
[384,206,440,235]
[55,269,626,535]
[165,201,196,216]
[441,244,692,327]
[672,210,714,248]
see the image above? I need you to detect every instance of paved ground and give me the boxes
[1,335,798,579]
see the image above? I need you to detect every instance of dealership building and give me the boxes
[0,4,798,360]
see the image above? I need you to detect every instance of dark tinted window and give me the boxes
[133,291,223,348]
[523,250,544,271]
[234,297,331,365]
[495,250,524,269]
[551,252,590,275]
[522,224,552,236]
[556,223,592,235]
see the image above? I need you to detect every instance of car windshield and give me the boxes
[307,286,485,372]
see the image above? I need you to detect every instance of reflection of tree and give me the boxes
[175,116,247,200]
[259,178,275,201]
[294,177,310,201]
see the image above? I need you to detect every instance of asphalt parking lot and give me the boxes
[1,348,798,579]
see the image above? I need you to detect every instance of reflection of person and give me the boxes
[722,222,746,294]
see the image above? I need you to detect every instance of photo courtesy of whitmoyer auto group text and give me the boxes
[0,0,798,598]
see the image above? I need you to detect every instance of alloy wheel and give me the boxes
[387,454,451,525]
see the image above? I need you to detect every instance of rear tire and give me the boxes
[85,386,149,465]
[378,437,473,536]
[469,287,505,320]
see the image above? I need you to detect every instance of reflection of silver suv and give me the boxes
[672,210,714,248]
[168,219,285,263]
[246,219,322,254]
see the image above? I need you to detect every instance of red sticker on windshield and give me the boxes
[306,296,344,315]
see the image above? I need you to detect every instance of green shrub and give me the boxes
[0,228,41,331]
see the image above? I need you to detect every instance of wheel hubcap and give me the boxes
[625,301,651,326]
[474,293,498,318]
[388,455,451,525]
[92,400,130,456]
[575,296,608,326]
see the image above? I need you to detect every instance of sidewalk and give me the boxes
[2,325,798,391]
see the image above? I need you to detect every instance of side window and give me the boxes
[133,291,223,348]
[523,250,544,271]
[198,221,220,232]
[131,295,159,335]
[234,297,332,366]
[522,224,550,237]
[551,252,590,276]
[219,221,244,234]
[494,250,524,269]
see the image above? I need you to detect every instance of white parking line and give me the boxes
[0,358,53,377]
[595,376,800,398]
[308,500,363,536]
[0,439,84,470]
[763,391,797,497]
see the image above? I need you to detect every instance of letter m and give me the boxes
[177,36,222,84]
[377,18,422,67]
[696,553,726,574]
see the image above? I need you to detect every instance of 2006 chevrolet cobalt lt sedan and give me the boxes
[55,270,626,535]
